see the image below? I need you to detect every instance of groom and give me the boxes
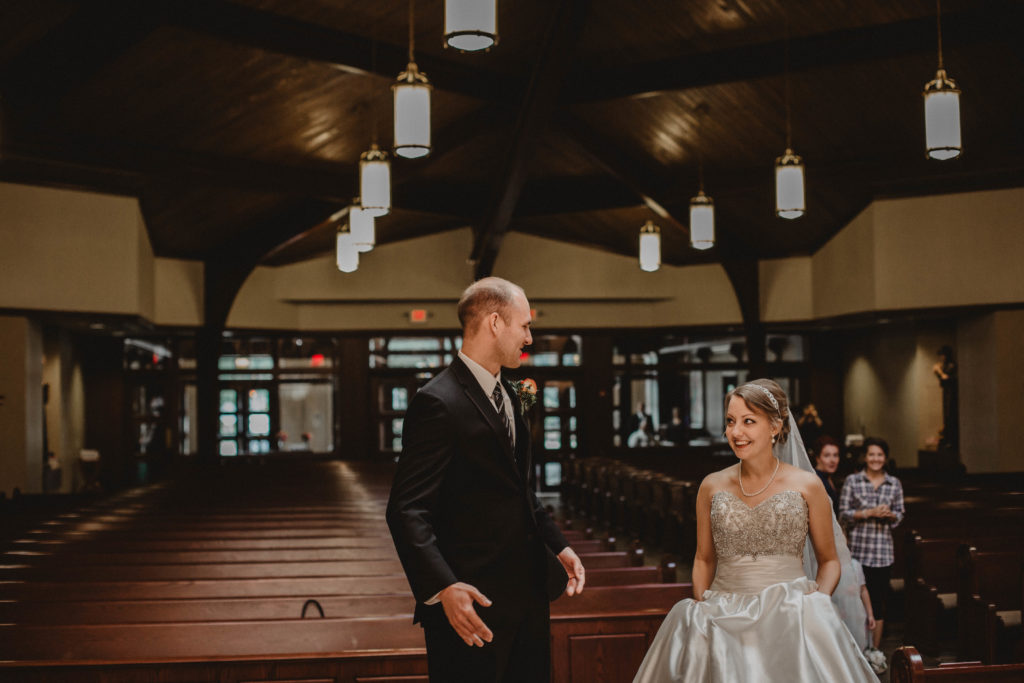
[387,277,585,682]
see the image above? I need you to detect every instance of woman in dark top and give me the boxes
[813,435,841,514]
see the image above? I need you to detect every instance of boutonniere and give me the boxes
[514,378,538,415]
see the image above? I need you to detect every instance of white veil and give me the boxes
[776,413,869,649]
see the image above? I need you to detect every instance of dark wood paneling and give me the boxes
[337,337,372,459]
[77,335,130,490]
[569,633,649,683]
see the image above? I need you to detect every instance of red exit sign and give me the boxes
[409,309,429,323]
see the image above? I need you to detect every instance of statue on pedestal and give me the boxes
[932,345,958,452]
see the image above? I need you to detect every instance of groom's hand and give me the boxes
[558,547,586,596]
[439,582,494,647]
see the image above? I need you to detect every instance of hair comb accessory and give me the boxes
[745,383,780,414]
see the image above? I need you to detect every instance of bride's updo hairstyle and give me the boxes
[724,378,791,444]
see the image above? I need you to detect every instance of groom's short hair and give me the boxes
[458,277,524,331]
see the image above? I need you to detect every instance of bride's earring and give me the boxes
[771,434,778,444]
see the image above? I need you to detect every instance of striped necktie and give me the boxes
[491,383,514,447]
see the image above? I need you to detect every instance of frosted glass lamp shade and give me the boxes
[349,204,376,253]
[393,62,432,159]
[444,0,497,52]
[689,191,715,250]
[923,69,962,160]
[638,221,660,272]
[336,230,359,273]
[359,145,391,217]
[775,149,805,219]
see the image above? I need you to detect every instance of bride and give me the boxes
[634,379,876,682]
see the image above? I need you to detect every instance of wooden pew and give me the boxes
[0,593,417,624]
[0,574,413,601]
[0,584,693,682]
[891,646,1024,682]
[3,545,398,564]
[0,559,404,581]
[574,550,641,569]
[906,532,1024,656]
[905,535,964,654]
[585,559,676,587]
[959,548,1024,663]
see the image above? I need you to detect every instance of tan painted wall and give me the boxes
[957,314,1000,472]
[0,182,150,315]
[231,229,743,330]
[42,331,84,492]
[154,258,204,326]
[842,324,951,468]
[0,316,44,495]
[812,205,877,319]
[760,257,813,322]
[874,189,1024,311]
[274,229,474,303]
[228,266,301,329]
[807,187,1024,319]
[0,182,204,325]
[958,310,1024,472]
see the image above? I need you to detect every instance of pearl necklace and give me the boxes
[739,457,781,497]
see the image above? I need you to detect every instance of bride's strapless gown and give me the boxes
[633,490,876,682]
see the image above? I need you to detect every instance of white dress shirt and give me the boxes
[458,350,515,448]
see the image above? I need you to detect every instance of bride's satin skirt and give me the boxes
[633,572,877,682]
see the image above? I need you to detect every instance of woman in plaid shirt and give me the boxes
[839,437,904,656]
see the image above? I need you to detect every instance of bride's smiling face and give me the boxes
[725,396,778,460]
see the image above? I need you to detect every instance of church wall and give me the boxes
[0,182,150,315]
[231,230,743,330]
[760,257,813,322]
[153,258,204,327]
[812,204,877,319]
[0,315,44,495]
[41,330,85,493]
[957,313,1000,472]
[873,188,1024,311]
[272,228,473,303]
[993,310,1024,473]
[227,266,301,329]
[959,310,1024,473]
[842,323,952,469]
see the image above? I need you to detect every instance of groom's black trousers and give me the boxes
[420,593,550,683]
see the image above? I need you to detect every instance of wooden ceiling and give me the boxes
[2,0,1022,278]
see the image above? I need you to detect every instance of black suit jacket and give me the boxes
[386,357,569,624]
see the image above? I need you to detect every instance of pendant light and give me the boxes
[444,0,498,52]
[775,21,805,219]
[336,224,359,273]
[923,0,962,160]
[360,145,391,217]
[350,201,376,253]
[639,220,661,272]
[393,0,432,159]
[360,29,391,216]
[690,105,715,250]
[690,191,715,250]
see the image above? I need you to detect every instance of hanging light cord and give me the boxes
[936,0,944,70]
[784,14,792,150]
[696,106,707,193]
[408,0,416,63]
[370,12,378,144]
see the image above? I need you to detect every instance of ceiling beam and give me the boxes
[162,0,520,102]
[555,113,691,241]
[0,2,163,122]
[514,176,642,216]
[567,4,1018,102]
[471,0,592,279]
[1,129,358,202]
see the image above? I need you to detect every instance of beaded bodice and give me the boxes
[711,490,807,559]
